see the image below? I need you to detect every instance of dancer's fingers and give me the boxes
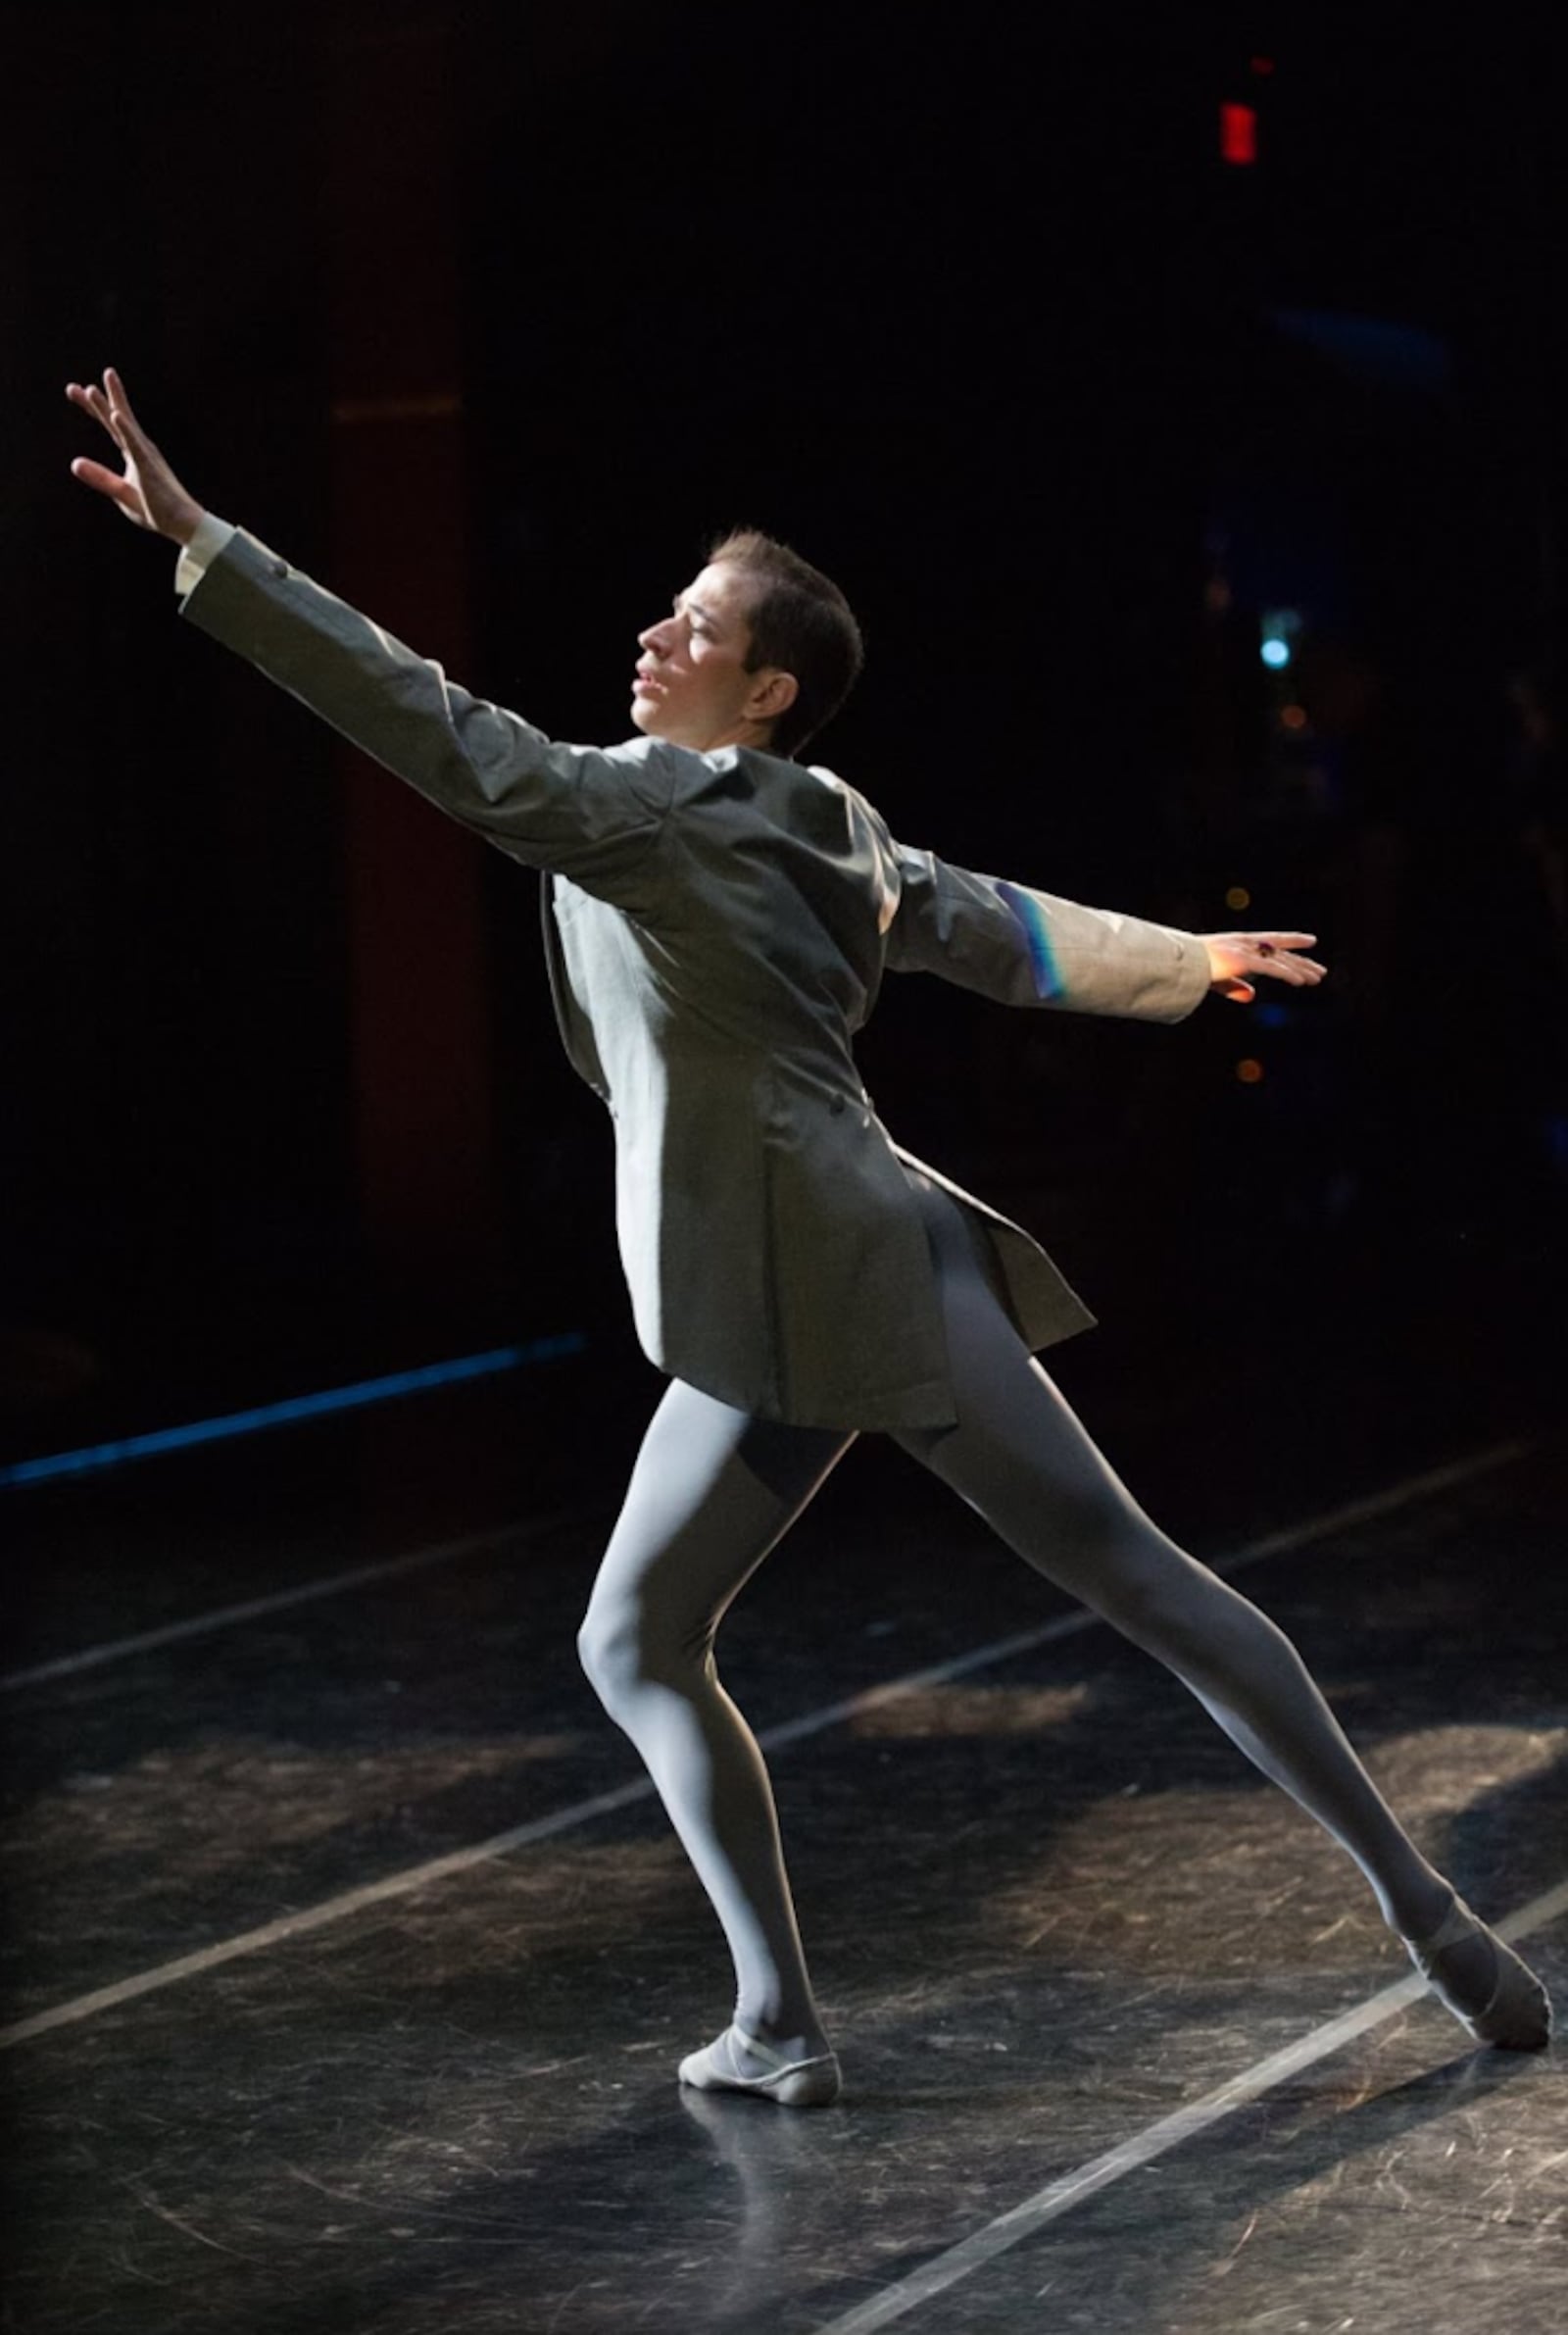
[69,455,144,518]
[1259,953,1326,984]
[66,382,119,441]
[1234,934,1327,986]
[73,380,130,452]
[104,367,148,447]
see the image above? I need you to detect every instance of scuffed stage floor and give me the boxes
[3,1351,1564,2334]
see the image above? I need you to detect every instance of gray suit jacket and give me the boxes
[182,529,1211,1428]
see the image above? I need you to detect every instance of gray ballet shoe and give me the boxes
[677,2023,842,2108]
[1403,1893,1552,2051]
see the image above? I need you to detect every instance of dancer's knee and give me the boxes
[576,1599,637,1709]
[1074,1523,1224,1662]
[576,1593,702,1713]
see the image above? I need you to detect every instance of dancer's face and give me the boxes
[631,563,798,752]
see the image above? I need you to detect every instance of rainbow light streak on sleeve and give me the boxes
[996,880,1065,1001]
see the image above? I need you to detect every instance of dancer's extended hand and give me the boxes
[66,368,205,545]
[1200,931,1326,1005]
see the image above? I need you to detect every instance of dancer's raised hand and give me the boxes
[1201,931,1326,1005]
[66,368,205,545]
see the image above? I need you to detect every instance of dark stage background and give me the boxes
[5,8,1566,1465]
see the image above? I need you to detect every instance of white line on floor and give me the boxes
[0,1509,605,1692]
[810,1871,1568,2335]
[0,1438,1532,2051]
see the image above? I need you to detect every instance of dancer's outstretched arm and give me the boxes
[885,843,1325,1018]
[65,368,670,893]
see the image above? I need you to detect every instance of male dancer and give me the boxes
[69,368,1551,2105]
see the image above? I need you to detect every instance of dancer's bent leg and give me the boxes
[578,1379,854,2082]
[891,1178,1549,2047]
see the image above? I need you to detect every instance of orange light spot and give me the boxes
[1280,703,1308,731]
[1225,885,1251,912]
[1236,1058,1264,1085]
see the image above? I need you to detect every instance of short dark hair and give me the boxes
[707,527,864,758]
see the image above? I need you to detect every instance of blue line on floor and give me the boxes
[0,1333,587,1490]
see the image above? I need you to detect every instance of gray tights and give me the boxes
[576,1177,1452,2047]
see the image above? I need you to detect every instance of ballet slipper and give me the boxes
[677,2023,842,2107]
[1403,1892,1552,2051]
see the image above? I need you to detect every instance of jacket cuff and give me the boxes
[173,511,237,598]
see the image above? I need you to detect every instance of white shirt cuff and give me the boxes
[173,511,237,596]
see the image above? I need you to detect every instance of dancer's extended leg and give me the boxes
[578,1380,854,2095]
[891,1177,1549,2049]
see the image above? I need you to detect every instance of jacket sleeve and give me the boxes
[179,526,671,897]
[883,842,1211,1022]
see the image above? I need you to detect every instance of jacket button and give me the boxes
[830,1094,846,1116]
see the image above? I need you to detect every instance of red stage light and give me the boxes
[1220,103,1258,165]
[1250,56,1276,76]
